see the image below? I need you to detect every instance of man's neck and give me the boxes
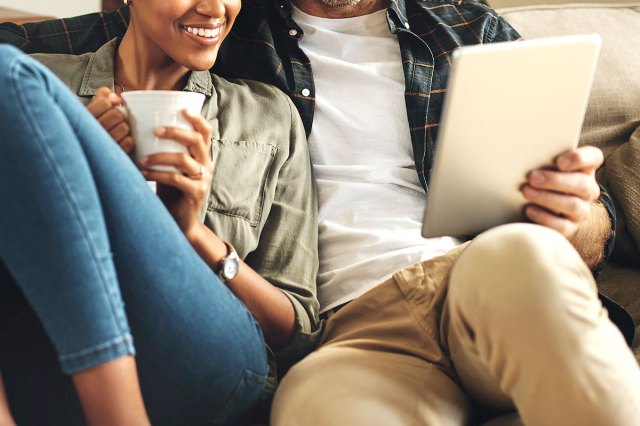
[291,0,390,18]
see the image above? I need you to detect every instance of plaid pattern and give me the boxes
[0,0,520,188]
[0,0,616,271]
[223,0,523,191]
[0,8,129,54]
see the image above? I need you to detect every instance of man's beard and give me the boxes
[319,0,361,7]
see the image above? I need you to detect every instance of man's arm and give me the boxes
[522,146,612,270]
[0,9,128,54]
[567,200,612,269]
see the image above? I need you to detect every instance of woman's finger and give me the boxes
[141,168,209,202]
[155,126,208,163]
[87,96,113,119]
[119,136,135,155]
[139,152,208,181]
[110,121,131,143]
[182,109,213,152]
[87,87,121,119]
[98,108,128,132]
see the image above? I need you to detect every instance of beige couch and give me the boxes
[495,2,640,361]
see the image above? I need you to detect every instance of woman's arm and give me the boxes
[140,108,309,351]
[233,96,321,356]
[0,373,16,426]
[142,96,318,351]
[85,86,313,351]
[188,227,297,350]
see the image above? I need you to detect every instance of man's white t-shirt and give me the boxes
[292,6,461,312]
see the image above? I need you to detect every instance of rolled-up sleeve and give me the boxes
[243,96,322,357]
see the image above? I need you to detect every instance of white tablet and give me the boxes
[422,34,602,238]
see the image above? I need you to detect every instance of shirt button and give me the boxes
[301,88,311,97]
[289,29,298,37]
[404,22,410,29]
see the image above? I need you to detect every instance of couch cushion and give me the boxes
[598,264,640,358]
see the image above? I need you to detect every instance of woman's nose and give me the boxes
[195,0,226,18]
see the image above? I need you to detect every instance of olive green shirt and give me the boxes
[31,39,321,361]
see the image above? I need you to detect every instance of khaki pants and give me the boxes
[272,224,640,425]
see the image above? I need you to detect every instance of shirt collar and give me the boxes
[387,0,410,32]
[78,38,119,96]
[184,69,214,96]
[78,38,213,97]
[272,0,410,35]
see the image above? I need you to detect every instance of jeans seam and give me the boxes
[59,334,133,362]
[10,56,130,339]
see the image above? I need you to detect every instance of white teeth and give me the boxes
[184,26,220,39]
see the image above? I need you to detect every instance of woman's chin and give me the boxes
[188,64,215,71]
[184,56,217,72]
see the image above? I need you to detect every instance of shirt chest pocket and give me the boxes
[207,139,278,227]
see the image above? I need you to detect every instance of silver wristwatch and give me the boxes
[217,241,240,282]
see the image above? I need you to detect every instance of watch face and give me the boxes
[223,256,239,279]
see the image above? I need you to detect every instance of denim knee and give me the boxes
[0,44,24,79]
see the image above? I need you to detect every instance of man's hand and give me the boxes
[87,87,134,154]
[522,146,603,238]
[522,146,611,268]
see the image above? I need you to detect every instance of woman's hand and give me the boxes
[139,110,213,238]
[87,87,134,154]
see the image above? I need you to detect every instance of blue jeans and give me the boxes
[0,45,268,425]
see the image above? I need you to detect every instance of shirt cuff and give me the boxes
[592,183,616,276]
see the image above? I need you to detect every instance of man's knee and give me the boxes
[448,223,595,318]
[461,223,575,269]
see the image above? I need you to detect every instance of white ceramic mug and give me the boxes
[120,90,205,172]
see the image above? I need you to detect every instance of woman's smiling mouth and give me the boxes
[182,25,222,40]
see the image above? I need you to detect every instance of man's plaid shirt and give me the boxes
[0,0,616,270]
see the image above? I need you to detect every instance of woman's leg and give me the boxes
[0,45,148,426]
[0,45,267,425]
